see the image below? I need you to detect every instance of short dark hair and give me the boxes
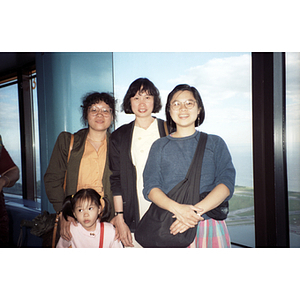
[62,188,111,222]
[165,84,205,133]
[81,92,116,130]
[122,78,162,114]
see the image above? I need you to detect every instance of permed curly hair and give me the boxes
[81,92,116,131]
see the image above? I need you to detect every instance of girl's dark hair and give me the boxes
[81,92,116,131]
[62,188,111,223]
[122,78,162,114]
[165,84,205,133]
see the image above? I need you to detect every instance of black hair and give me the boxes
[122,78,162,114]
[165,84,205,133]
[80,92,116,131]
[62,188,111,223]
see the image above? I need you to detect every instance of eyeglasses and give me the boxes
[89,106,112,117]
[170,100,196,110]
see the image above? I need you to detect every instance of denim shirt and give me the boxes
[143,131,236,206]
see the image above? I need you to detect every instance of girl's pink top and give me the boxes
[56,220,123,248]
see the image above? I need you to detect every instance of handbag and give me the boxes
[17,211,58,247]
[135,132,208,248]
[199,191,229,220]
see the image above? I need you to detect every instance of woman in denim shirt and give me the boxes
[143,84,236,248]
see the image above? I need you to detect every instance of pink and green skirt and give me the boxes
[188,219,231,248]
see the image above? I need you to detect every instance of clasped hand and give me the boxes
[170,203,204,235]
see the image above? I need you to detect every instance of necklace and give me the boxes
[87,136,105,143]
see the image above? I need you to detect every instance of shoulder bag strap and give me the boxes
[164,121,169,136]
[51,212,60,248]
[99,222,104,248]
[184,132,208,204]
[166,132,208,205]
[52,134,74,248]
[185,132,208,180]
[63,134,74,192]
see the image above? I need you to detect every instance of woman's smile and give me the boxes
[138,107,148,113]
[178,113,189,119]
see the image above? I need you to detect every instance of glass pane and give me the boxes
[286,52,300,247]
[0,82,22,196]
[113,52,254,247]
[31,74,41,200]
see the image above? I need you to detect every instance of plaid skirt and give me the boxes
[188,219,231,248]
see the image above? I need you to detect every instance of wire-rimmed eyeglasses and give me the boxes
[170,99,196,111]
[89,106,112,117]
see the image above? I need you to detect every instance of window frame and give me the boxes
[0,64,40,208]
[252,52,289,247]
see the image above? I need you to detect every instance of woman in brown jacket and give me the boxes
[44,92,116,242]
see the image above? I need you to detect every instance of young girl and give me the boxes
[143,84,236,248]
[56,188,122,248]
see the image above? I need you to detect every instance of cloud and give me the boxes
[0,101,19,127]
[286,52,300,103]
[166,54,252,145]
[169,54,251,105]
[286,52,300,144]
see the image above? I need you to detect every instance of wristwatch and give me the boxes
[115,211,124,216]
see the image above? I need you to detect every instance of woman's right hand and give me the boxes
[114,215,134,247]
[59,213,76,241]
[171,202,203,228]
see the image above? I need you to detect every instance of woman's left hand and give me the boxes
[170,220,190,235]
[110,216,120,241]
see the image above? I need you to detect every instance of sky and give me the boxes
[113,52,299,190]
[113,52,252,147]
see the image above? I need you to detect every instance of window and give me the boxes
[113,52,253,247]
[286,52,300,247]
[30,72,41,199]
[0,78,22,196]
[0,69,41,207]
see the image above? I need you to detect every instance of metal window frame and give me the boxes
[17,68,38,201]
[252,52,289,247]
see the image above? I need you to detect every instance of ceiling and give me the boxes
[0,52,36,76]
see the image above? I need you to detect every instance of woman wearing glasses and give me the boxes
[44,92,116,243]
[143,84,236,247]
[109,78,168,247]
